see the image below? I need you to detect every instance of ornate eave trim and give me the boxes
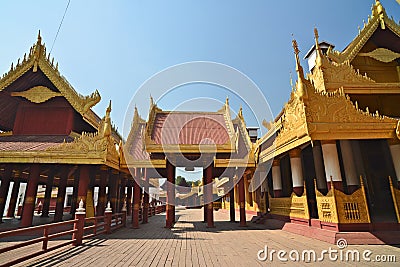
[309,58,376,92]
[305,88,399,140]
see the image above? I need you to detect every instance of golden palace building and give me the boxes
[0,0,399,245]
[253,0,400,243]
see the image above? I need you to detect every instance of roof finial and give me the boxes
[150,95,154,108]
[238,106,243,119]
[225,96,229,107]
[107,100,112,115]
[292,36,307,100]
[37,30,42,45]
[133,104,140,125]
[314,27,323,67]
[102,100,112,138]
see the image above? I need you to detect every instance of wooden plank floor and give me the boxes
[1,208,399,266]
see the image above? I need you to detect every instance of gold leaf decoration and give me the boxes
[11,86,61,103]
[359,48,400,63]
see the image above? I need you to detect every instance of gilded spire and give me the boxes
[372,0,386,29]
[106,99,112,115]
[37,30,42,46]
[33,30,44,72]
[292,37,307,100]
[102,100,112,137]
[314,27,323,68]
[238,106,243,120]
[150,95,154,106]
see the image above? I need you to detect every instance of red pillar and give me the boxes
[7,180,20,218]
[132,169,140,229]
[238,174,247,227]
[229,178,235,222]
[21,165,40,227]
[70,173,79,216]
[77,166,90,209]
[205,164,215,228]
[142,169,149,223]
[203,176,207,223]
[166,161,175,228]
[96,166,108,216]
[109,170,119,212]
[119,175,126,213]
[0,167,12,222]
[41,171,55,217]
[54,168,68,222]
[126,180,132,216]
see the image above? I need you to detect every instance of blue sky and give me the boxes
[1,1,399,137]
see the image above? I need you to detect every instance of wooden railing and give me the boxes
[0,201,126,267]
[0,219,77,267]
[268,184,310,220]
[388,176,400,223]
[315,177,370,224]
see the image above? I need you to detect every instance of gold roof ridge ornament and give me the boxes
[11,86,62,103]
[101,100,112,138]
[292,37,308,100]
[314,28,323,68]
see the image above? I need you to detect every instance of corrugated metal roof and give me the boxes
[151,113,229,145]
[125,123,150,160]
[0,135,73,151]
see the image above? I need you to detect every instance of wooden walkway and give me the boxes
[1,208,399,266]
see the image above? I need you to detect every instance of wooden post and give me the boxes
[205,164,215,228]
[41,171,55,217]
[132,169,140,229]
[73,199,86,246]
[105,202,112,234]
[121,199,127,227]
[70,172,80,216]
[126,180,132,216]
[21,165,40,227]
[166,161,175,228]
[54,168,68,222]
[97,167,108,216]
[118,175,126,212]
[77,166,90,210]
[6,180,20,218]
[230,182,235,222]
[0,167,12,222]
[142,169,149,223]
[238,174,247,227]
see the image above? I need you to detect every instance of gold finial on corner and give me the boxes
[238,106,243,119]
[37,30,42,46]
[106,100,112,115]
[314,27,323,67]
[150,95,154,108]
[225,96,229,107]
[102,100,112,138]
[292,36,307,100]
